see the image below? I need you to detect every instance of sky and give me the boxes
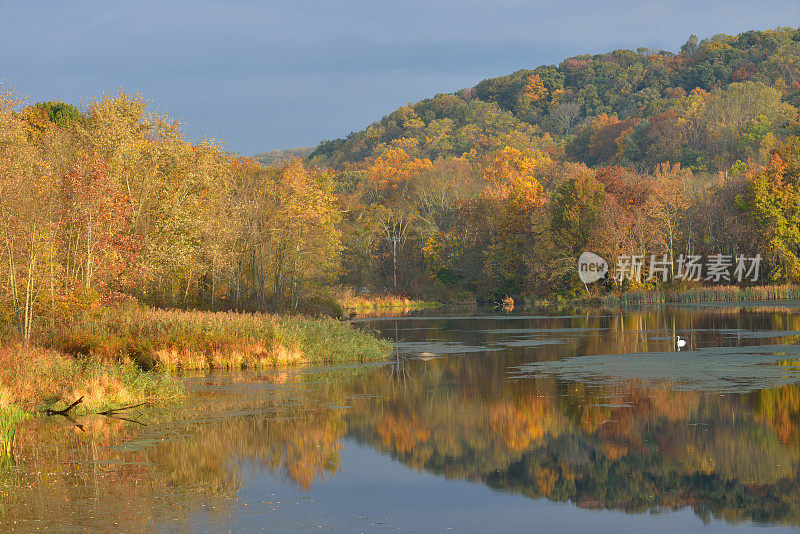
[1,1,800,155]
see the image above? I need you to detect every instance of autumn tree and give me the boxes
[413,159,481,285]
[594,166,655,269]
[366,148,432,288]
[645,163,691,276]
[271,160,341,306]
[545,171,606,293]
[60,156,136,293]
[0,84,54,342]
[746,142,800,282]
[696,82,795,169]
[481,147,548,296]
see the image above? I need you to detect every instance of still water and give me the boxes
[5,305,800,533]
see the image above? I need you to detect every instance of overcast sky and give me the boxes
[1,1,799,155]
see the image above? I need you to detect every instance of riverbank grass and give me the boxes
[42,306,393,371]
[0,306,391,410]
[0,346,181,414]
[0,345,181,455]
[598,284,800,306]
[0,306,392,454]
[336,293,440,312]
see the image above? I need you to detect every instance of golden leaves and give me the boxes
[521,74,548,103]
[482,146,548,207]
[367,147,433,191]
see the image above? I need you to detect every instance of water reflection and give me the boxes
[5,306,800,531]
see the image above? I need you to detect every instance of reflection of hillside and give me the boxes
[13,354,798,527]
[342,364,800,525]
[9,368,800,528]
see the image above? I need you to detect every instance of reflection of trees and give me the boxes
[0,386,349,531]
[0,416,205,532]
[753,385,800,447]
[146,405,344,491]
[5,374,800,528]
[6,307,800,529]
[342,360,800,526]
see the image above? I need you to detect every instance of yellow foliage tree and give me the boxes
[481,147,548,295]
[367,148,432,192]
[522,74,548,103]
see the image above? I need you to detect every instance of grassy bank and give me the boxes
[595,284,800,306]
[0,305,392,454]
[37,305,393,370]
[0,344,181,455]
[0,345,181,414]
[336,293,441,312]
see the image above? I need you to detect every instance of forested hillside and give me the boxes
[310,28,800,172]
[298,27,800,301]
[254,147,313,166]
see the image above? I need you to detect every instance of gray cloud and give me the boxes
[2,1,799,153]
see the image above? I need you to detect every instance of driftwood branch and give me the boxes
[45,396,83,416]
[44,399,148,426]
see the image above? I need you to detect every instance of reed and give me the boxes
[600,284,800,306]
[36,304,392,371]
[0,406,26,459]
[334,287,440,311]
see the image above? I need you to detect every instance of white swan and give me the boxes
[676,336,687,350]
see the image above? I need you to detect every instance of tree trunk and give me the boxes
[4,235,24,342]
[85,212,93,290]
[392,236,397,288]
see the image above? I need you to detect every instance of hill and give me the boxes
[307,27,800,173]
[254,146,313,166]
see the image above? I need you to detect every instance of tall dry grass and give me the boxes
[0,345,180,414]
[601,284,800,306]
[333,287,439,311]
[35,304,392,371]
[0,344,181,456]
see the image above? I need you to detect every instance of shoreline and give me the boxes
[558,285,800,308]
[339,297,442,313]
[0,305,393,454]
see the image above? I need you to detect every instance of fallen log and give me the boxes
[44,398,148,427]
[44,396,84,416]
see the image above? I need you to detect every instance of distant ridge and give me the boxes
[253,147,313,166]
[289,27,800,173]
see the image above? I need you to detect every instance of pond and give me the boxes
[4,305,800,533]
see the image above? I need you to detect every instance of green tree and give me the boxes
[546,172,606,293]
